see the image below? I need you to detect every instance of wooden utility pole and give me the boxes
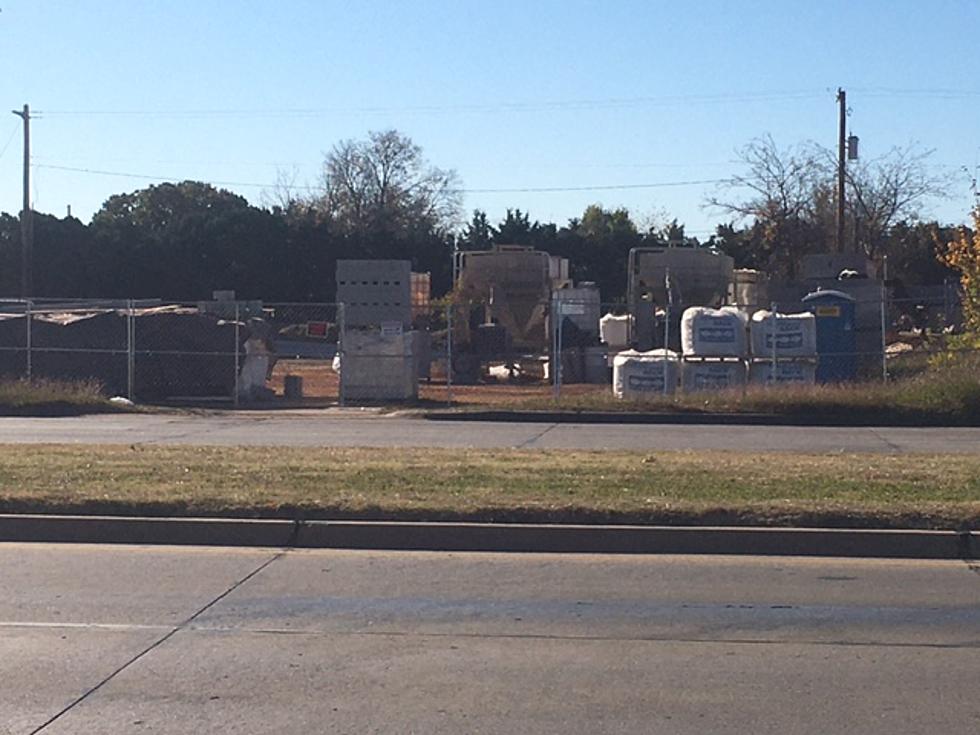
[11,104,32,297]
[836,88,846,254]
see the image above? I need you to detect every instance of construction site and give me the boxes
[0,242,961,407]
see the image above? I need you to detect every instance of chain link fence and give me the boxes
[0,284,971,406]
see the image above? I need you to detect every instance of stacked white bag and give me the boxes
[612,349,679,398]
[679,307,748,392]
[750,361,817,385]
[599,313,632,349]
[748,310,817,385]
[749,310,817,358]
[681,360,747,392]
[681,307,748,358]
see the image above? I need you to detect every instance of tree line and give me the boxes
[0,130,967,303]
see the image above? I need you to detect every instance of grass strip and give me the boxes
[1,445,977,529]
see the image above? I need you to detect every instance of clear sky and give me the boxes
[1,0,978,237]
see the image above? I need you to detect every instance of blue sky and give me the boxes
[1,0,978,236]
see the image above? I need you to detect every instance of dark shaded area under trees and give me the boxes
[0,130,964,303]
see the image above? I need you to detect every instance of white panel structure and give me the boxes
[340,330,418,401]
[336,260,413,329]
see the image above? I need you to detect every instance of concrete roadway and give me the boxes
[0,411,979,452]
[1,544,978,734]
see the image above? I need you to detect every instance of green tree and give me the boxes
[568,205,642,299]
[884,221,959,287]
[90,181,284,299]
[0,213,19,296]
[493,208,537,244]
[458,210,493,250]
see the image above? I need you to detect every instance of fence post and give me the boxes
[880,282,888,383]
[25,299,32,382]
[127,299,135,400]
[337,302,346,407]
[662,303,669,397]
[881,255,889,383]
[445,300,453,406]
[943,277,951,328]
[233,302,240,408]
[551,295,560,402]
[770,302,778,385]
[663,267,672,397]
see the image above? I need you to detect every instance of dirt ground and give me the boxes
[268,359,607,406]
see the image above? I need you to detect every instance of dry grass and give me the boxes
[267,358,980,425]
[1,445,977,528]
[0,378,114,414]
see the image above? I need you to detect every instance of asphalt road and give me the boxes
[1,544,977,734]
[1,411,979,452]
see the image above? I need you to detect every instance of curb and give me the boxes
[420,410,975,427]
[0,514,974,559]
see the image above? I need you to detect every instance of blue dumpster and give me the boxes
[802,289,857,382]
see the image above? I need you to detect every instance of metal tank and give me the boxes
[627,247,734,350]
[453,244,570,352]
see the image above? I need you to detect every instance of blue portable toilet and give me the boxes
[802,289,857,382]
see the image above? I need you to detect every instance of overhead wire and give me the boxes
[33,163,727,194]
[32,87,980,119]
[851,87,980,100]
[0,121,20,161]
[33,90,829,118]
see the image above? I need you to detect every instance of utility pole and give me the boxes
[11,104,32,297]
[836,88,846,254]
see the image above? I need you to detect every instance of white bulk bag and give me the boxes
[749,360,817,385]
[750,311,817,358]
[599,313,632,348]
[681,360,747,392]
[681,307,747,357]
[612,349,678,399]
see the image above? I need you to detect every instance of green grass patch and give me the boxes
[1,445,977,529]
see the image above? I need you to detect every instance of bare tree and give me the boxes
[707,135,949,275]
[320,130,462,237]
[706,135,829,278]
[843,145,951,259]
[708,135,825,220]
[261,166,307,213]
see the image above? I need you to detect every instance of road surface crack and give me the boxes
[868,428,903,454]
[27,550,288,734]
[514,422,558,449]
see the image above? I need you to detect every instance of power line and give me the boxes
[31,154,736,171]
[33,163,292,190]
[33,87,980,119]
[852,87,980,99]
[466,179,725,194]
[32,154,302,168]
[33,163,726,194]
[0,120,19,160]
[33,90,828,118]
